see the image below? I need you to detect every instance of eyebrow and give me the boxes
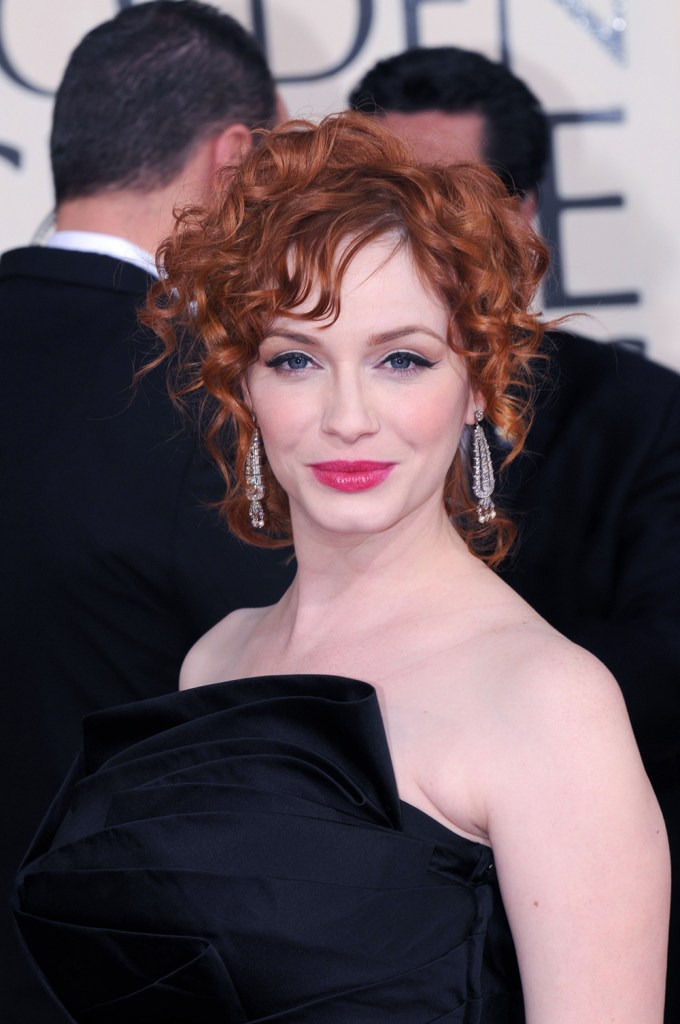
[262,325,446,347]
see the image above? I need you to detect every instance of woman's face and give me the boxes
[245,237,477,540]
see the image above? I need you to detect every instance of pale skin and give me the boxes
[181,239,670,1023]
[381,108,538,220]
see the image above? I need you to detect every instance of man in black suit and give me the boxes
[351,47,680,1020]
[0,4,292,1020]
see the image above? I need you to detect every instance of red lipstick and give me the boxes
[310,460,395,492]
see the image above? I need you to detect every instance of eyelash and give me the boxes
[265,351,315,373]
[381,351,438,374]
[264,350,439,375]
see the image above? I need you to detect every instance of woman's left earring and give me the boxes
[472,410,496,524]
[245,426,265,529]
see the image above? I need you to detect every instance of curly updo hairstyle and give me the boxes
[143,112,552,566]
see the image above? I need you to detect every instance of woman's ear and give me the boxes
[466,388,482,425]
[241,377,254,417]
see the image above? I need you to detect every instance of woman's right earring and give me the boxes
[472,410,496,524]
[245,427,265,529]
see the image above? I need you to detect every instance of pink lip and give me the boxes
[310,460,395,492]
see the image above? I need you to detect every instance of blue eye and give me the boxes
[382,351,437,372]
[265,351,314,372]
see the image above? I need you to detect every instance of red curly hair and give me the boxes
[143,112,553,566]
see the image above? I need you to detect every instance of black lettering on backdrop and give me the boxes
[0,141,20,167]
[403,0,510,58]
[497,0,510,66]
[403,0,465,49]
[540,109,639,309]
[553,0,626,64]
[253,0,373,84]
[0,0,132,97]
[405,0,511,69]
[0,0,50,95]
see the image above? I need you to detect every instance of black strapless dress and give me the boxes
[12,675,524,1023]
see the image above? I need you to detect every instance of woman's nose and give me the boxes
[320,373,379,442]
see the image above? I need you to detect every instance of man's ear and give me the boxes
[520,188,539,224]
[275,91,289,124]
[211,123,254,175]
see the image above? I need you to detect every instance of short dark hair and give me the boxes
[349,47,549,197]
[51,0,276,204]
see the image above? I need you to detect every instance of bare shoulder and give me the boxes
[473,622,639,773]
[491,624,631,735]
[179,606,268,691]
[435,566,628,731]
[467,620,663,875]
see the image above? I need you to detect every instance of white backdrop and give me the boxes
[2,0,679,369]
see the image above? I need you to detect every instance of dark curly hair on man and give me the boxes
[349,46,549,198]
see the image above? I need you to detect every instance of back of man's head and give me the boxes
[349,46,548,198]
[51,0,276,205]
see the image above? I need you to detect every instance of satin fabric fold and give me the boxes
[13,674,524,1022]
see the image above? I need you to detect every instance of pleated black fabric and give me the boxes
[13,675,524,1022]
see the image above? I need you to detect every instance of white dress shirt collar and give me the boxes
[46,230,159,278]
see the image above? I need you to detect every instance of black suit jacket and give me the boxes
[498,331,680,770]
[0,246,293,1022]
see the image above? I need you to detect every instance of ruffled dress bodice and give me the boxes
[13,675,524,1022]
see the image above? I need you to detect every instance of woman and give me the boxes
[13,114,669,1023]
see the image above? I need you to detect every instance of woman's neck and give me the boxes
[275,501,482,635]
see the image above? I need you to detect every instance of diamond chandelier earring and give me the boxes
[245,424,265,530]
[472,410,496,524]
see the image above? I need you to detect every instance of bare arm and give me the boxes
[484,646,670,1024]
